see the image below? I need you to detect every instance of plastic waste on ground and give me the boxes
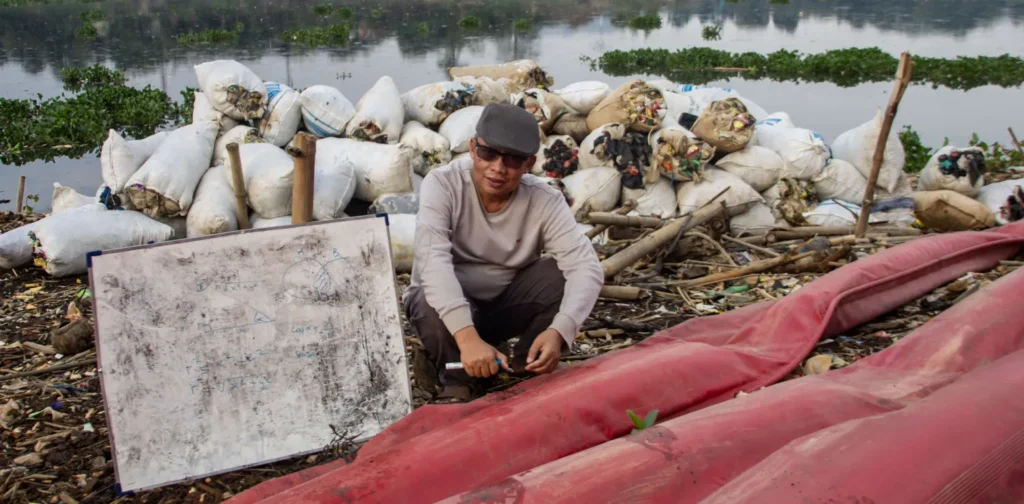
[299,85,356,138]
[228,222,1024,504]
[830,109,906,193]
[918,145,987,197]
[125,121,219,218]
[194,60,267,121]
[676,168,763,217]
[186,168,239,237]
[100,129,169,194]
[345,76,404,143]
[29,210,174,277]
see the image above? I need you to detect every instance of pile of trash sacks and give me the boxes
[2,58,1022,277]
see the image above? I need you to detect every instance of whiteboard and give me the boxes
[89,215,411,492]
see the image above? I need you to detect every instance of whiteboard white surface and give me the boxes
[89,215,411,491]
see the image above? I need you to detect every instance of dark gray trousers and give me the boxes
[403,257,566,386]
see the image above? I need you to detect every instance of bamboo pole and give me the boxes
[587,213,664,229]
[226,143,250,230]
[741,226,920,245]
[291,133,316,224]
[16,176,26,214]
[599,285,644,301]
[1009,127,1024,162]
[601,202,722,278]
[856,52,914,237]
[664,251,818,288]
[585,201,636,239]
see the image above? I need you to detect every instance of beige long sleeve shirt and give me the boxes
[408,157,604,346]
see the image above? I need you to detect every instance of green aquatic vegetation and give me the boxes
[628,13,661,30]
[702,25,723,41]
[627,409,659,433]
[176,22,244,46]
[282,23,351,47]
[899,125,934,173]
[336,7,353,20]
[79,8,103,22]
[416,22,429,34]
[75,22,97,40]
[459,15,481,29]
[968,133,1024,172]
[370,7,382,19]
[770,0,791,4]
[312,3,333,16]
[61,65,126,92]
[589,47,1024,91]
[514,18,531,32]
[0,66,190,166]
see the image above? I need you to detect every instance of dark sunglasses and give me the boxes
[474,140,528,170]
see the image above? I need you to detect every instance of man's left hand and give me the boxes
[526,329,563,374]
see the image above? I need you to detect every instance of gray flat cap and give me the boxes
[475,103,540,157]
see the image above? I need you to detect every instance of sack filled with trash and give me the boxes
[439,106,485,153]
[51,183,95,214]
[222,143,294,219]
[533,175,574,208]
[562,167,622,220]
[311,138,358,221]
[691,98,756,154]
[579,124,651,189]
[100,129,169,194]
[812,158,869,204]
[0,204,105,269]
[676,167,764,217]
[912,190,995,231]
[649,127,716,184]
[622,177,676,219]
[125,121,219,218]
[318,138,417,202]
[716,145,786,192]
[646,81,701,120]
[586,80,666,133]
[259,82,303,147]
[755,111,796,130]
[554,81,611,115]
[754,125,830,180]
[389,213,417,272]
[194,60,267,121]
[186,168,238,237]
[534,136,580,179]
[28,210,174,277]
[213,125,263,167]
[551,112,589,144]
[512,88,574,133]
[369,192,419,215]
[669,83,768,119]
[401,81,475,128]
[729,202,790,237]
[300,85,356,138]
[400,121,451,175]
[345,76,404,143]
[917,145,986,197]
[977,179,1024,225]
[830,110,906,193]
[763,178,819,226]
[155,216,187,241]
[449,59,554,92]
[452,76,513,107]
[250,214,293,229]
[191,91,240,131]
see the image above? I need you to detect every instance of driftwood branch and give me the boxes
[856,51,914,237]
[0,358,98,382]
[587,213,664,229]
[599,285,644,300]
[721,234,781,257]
[662,250,818,288]
[741,226,920,245]
[585,201,636,239]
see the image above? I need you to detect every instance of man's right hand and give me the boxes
[453,327,509,378]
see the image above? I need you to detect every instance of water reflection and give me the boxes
[2,0,1024,210]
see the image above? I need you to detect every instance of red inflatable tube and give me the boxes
[703,347,1024,504]
[230,222,1024,504]
[445,264,1024,504]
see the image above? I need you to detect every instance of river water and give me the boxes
[1,0,1023,210]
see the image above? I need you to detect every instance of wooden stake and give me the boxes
[1009,127,1024,162]
[585,201,636,239]
[226,143,250,230]
[16,176,26,214]
[601,202,722,278]
[599,285,644,301]
[587,213,665,229]
[856,52,914,237]
[291,133,316,225]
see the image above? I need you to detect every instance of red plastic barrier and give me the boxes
[704,347,1024,503]
[231,222,1024,504]
[446,265,1024,504]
